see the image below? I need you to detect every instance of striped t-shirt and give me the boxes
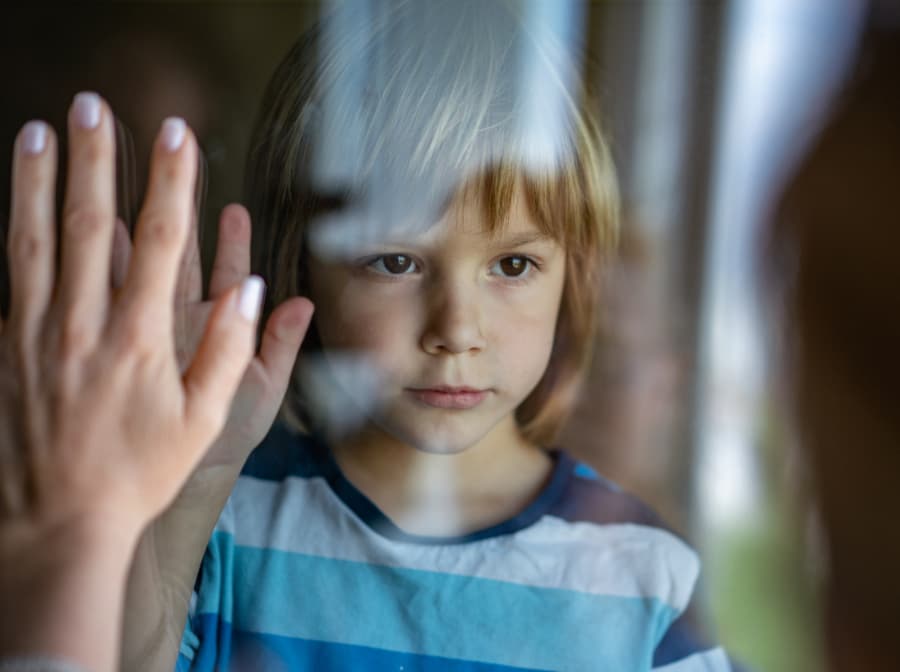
[177,424,730,671]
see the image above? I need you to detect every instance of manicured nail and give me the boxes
[73,92,102,129]
[237,276,265,322]
[20,121,48,155]
[160,117,186,152]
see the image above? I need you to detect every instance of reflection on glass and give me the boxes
[2,1,888,671]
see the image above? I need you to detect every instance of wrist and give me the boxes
[173,461,243,504]
[0,512,140,670]
[2,507,143,564]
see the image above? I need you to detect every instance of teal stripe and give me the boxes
[195,531,678,671]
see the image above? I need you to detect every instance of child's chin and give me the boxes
[380,418,489,456]
[411,438,474,456]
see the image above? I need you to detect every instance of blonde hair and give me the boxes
[247,1,619,445]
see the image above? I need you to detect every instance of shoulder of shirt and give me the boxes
[548,449,675,535]
[239,421,323,481]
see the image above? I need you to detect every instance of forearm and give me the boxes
[121,465,241,672]
[0,515,141,672]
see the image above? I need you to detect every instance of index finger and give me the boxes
[174,150,208,304]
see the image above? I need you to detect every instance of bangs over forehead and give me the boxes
[298,0,615,257]
[456,156,616,258]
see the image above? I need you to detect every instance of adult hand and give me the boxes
[111,199,313,473]
[0,92,262,549]
[0,92,277,671]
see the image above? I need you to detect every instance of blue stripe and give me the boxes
[188,614,548,671]
[191,533,677,671]
[572,462,600,481]
[652,614,713,667]
[175,652,191,672]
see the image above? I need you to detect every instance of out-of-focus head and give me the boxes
[248,0,619,445]
[766,26,900,672]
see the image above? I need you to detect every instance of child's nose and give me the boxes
[419,281,487,355]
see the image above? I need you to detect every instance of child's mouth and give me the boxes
[406,386,490,410]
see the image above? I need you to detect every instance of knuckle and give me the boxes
[270,319,295,345]
[115,312,154,356]
[149,155,190,195]
[141,212,183,249]
[9,229,48,262]
[81,136,111,166]
[58,317,94,359]
[63,206,110,241]
[17,149,53,185]
[161,159,185,184]
[212,259,242,280]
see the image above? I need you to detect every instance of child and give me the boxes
[123,3,731,670]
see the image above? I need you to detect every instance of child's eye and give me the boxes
[490,255,535,279]
[368,254,419,275]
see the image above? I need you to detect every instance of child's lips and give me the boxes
[406,386,490,410]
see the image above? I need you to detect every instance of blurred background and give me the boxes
[0,2,892,670]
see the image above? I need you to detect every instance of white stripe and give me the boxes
[219,474,700,612]
[654,648,732,672]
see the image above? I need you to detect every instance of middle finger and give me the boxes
[58,92,117,342]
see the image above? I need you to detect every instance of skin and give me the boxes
[308,185,566,536]
[0,95,261,671]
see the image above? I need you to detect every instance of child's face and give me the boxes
[307,182,566,454]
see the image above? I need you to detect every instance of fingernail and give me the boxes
[20,121,48,155]
[73,92,102,129]
[160,117,186,152]
[238,276,265,322]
